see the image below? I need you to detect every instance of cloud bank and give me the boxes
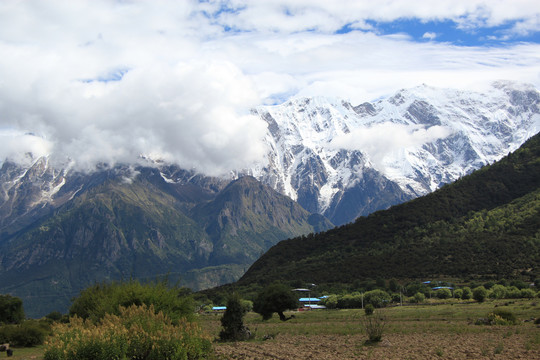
[0,0,539,175]
[330,124,453,171]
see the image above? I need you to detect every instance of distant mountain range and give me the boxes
[0,81,538,317]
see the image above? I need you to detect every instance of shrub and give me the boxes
[475,308,518,326]
[0,320,50,347]
[361,311,386,342]
[489,284,507,299]
[45,311,64,322]
[506,286,522,299]
[453,289,463,299]
[521,288,536,299]
[364,304,374,316]
[44,304,212,360]
[363,290,391,308]
[435,288,452,299]
[413,292,426,303]
[491,308,517,324]
[69,279,194,324]
[473,286,488,302]
[240,299,253,313]
[322,295,338,309]
[461,287,472,300]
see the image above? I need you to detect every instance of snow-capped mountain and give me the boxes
[1,81,538,230]
[249,81,540,225]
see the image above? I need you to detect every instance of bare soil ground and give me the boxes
[214,331,539,359]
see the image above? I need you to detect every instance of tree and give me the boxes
[489,284,507,299]
[363,289,391,308]
[0,295,25,324]
[219,293,250,341]
[473,286,488,302]
[435,288,452,299]
[253,283,298,321]
[461,287,472,300]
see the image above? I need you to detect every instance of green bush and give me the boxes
[461,287,472,300]
[414,292,426,303]
[322,295,338,309]
[453,289,463,299]
[363,290,391,308]
[240,299,253,313]
[69,279,194,324]
[520,288,536,298]
[473,286,488,302]
[44,304,212,360]
[476,308,518,326]
[506,286,522,299]
[0,320,51,347]
[489,284,507,299]
[364,304,375,316]
[435,288,452,299]
[491,308,517,324]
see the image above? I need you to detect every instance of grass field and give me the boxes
[203,299,540,359]
[7,299,540,359]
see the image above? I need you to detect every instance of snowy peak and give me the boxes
[249,81,540,225]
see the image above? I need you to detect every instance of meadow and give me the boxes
[5,299,540,359]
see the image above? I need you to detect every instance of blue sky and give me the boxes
[0,0,539,173]
[361,18,540,45]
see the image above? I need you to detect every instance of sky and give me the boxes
[0,0,539,175]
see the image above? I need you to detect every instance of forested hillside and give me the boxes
[238,132,540,286]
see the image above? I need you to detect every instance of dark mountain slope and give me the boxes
[238,132,540,286]
[0,170,332,317]
[0,178,213,317]
[192,176,333,266]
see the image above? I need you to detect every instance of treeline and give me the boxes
[321,281,539,309]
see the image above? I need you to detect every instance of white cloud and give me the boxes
[422,32,437,40]
[0,1,538,174]
[0,130,53,167]
[330,124,453,170]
